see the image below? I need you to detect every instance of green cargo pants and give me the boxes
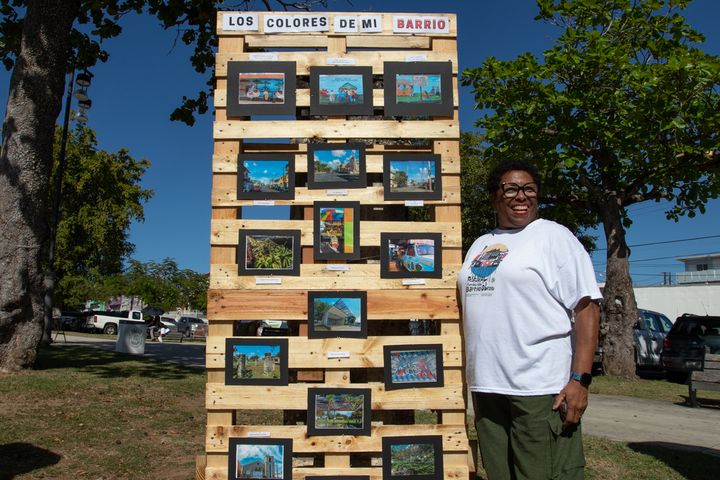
[472,392,585,480]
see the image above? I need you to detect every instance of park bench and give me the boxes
[688,353,720,407]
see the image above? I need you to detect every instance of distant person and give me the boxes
[458,159,601,480]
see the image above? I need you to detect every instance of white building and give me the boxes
[675,252,720,284]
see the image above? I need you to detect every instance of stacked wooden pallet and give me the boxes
[205,11,467,479]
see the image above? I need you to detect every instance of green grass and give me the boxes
[590,373,720,404]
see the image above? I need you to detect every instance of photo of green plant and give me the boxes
[245,234,294,271]
[390,442,436,476]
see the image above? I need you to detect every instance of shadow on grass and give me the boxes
[0,442,61,480]
[628,442,720,480]
[35,345,203,380]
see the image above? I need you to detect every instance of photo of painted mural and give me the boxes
[237,72,286,104]
[318,74,364,105]
[395,74,442,104]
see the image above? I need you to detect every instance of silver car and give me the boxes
[634,308,673,369]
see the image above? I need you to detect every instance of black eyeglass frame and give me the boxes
[499,182,539,199]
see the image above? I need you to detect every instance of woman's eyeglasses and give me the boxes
[500,182,538,199]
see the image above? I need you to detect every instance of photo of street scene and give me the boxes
[318,207,355,255]
[312,391,367,431]
[237,72,285,105]
[311,296,363,334]
[234,443,285,479]
[387,238,436,274]
[395,74,442,104]
[388,159,436,194]
[318,74,364,105]
[389,348,439,385]
[312,147,362,185]
[389,442,437,476]
[244,234,295,272]
[231,344,282,381]
[239,159,290,194]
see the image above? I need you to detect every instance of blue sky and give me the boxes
[1,0,718,286]
[390,160,435,182]
[243,160,288,183]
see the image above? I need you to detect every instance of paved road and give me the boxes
[57,333,720,454]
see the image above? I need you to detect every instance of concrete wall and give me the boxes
[633,284,720,320]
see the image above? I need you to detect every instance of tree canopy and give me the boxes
[462,0,720,376]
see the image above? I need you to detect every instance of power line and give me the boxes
[594,234,720,251]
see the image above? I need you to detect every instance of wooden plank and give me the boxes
[206,382,465,410]
[211,220,462,247]
[209,263,460,290]
[207,424,468,452]
[206,335,463,368]
[212,152,461,174]
[347,35,431,49]
[214,119,459,140]
[215,12,458,38]
[205,466,468,480]
[244,34,328,48]
[207,289,459,320]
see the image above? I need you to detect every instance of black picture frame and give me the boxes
[383,344,444,391]
[310,66,374,116]
[307,291,367,339]
[225,338,289,386]
[305,477,370,480]
[307,387,372,436]
[380,232,442,279]
[313,201,361,261]
[237,229,301,277]
[237,154,295,201]
[226,61,296,116]
[307,143,367,190]
[382,435,444,480]
[383,154,442,201]
[228,437,293,480]
[383,61,453,117]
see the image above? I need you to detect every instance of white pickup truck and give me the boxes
[86,310,143,335]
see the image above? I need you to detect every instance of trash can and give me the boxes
[116,319,147,354]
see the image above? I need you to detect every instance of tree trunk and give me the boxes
[0,0,80,371]
[599,199,638,378]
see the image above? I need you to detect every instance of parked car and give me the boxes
[234,320,290,336]
[86,310,143,335]
[634,308,674,370]
[661,314,720,383]
[176,316,208,338]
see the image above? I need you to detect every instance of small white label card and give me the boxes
[253,200,275,206]
[256,278,282,285]
[328,351,351,359]
[405,200,425,207]
[264,14,330,33]
[249,52,279,61]
[402,278,427,286]
[327,57,357,66]
[359,15,383,33]
[247,431,271,438]
[326,189,349,196]
[222,13,259,31]
[326,264,350,271]
[405,54,428,62]
[334,15,358,33]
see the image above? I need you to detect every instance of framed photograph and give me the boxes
[307,387,372,436]
[237,154,295,200]
[307,143,367,190]
[238,229,301,277]
[310,66,373,116]
[226,61,296,116]
[383,154,442,201]
[382,435,444,480]
[380,233,442,279]
[383,62,453,117]
[305,477,369,480]
[313,201,361,261]
[225,338,289,386]
[228,437,292,480]
[383,344,444,391]
[308,291,367,339]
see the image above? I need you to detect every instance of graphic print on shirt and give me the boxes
[465,243,508,296]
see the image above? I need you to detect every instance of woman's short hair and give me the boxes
[486,159,541,195]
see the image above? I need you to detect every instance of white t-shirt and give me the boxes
[457,219,602,396]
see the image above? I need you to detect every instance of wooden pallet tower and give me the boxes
[205,11,467,479]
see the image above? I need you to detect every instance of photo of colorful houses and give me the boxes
[239,159,290,194]
[388,159,436,194]
[312,147,362,185]
[233,442,286,479]
[230,343,282,381]
[318,74,364,105]
[312,391,368,431]
[395,74,442,104]
[311,296,362,334]
[237,72,286,105]
[318,206,355,255]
